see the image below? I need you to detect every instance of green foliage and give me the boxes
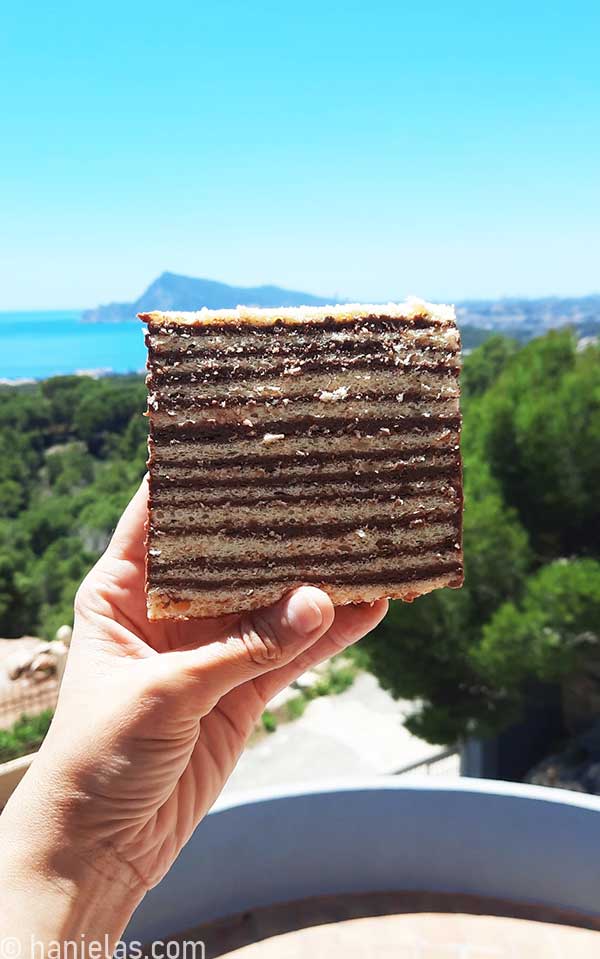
[46,444,95,494]
[73,379,146,456]
[0,710,54,763]
[2,333,599,752]
[285,696,308,721]
[0,375,146,639]
[365,469,531,743]
[471,332,600,557]
[473,559,600,687]
[284,662,359,722]
[461,334,519,399]
[0,521,40,637]
[312,665,356,697]
[261,710,278,733]
[365,333,600,744]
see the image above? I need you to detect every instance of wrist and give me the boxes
[0,756,146,950]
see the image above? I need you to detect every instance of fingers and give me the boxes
[254,598,389,705]
[105,475,149,563]
[155,587,336,709]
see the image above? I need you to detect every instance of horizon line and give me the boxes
[2,288,600,315]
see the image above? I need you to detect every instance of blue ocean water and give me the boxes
[0,311,147,380]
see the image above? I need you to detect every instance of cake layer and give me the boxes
[147,572,463,620]
[143,299,463,619]
[150,432,460,475]
[151,474,458,507]
[148,329,460,361]
[149,368,460,406]
[141,298,456,327]
[149,519,459,565]
[151,555,463,591]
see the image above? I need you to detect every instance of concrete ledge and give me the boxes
[125,777,600,944]
[0,753,34,807]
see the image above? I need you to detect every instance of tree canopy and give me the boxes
[0,375,146,638]
[365,331,600,743]
[1,333,599,748]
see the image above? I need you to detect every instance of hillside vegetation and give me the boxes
[366,332,600,742]
[1,332,599,748]
[0,375,146,638]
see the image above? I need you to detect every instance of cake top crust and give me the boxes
[139,297,456,329]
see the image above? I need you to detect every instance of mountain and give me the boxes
[83,273,600,343]
[82,272,333,323]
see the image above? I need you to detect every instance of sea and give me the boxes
[0,311,147,382]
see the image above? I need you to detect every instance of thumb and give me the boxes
[154,586,335,708]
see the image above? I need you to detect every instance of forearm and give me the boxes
[0,762,146,956]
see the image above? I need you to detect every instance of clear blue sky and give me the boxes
[2,0,599,310]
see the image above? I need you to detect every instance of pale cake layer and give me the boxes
[143,301,463,619]
[150,546,460,588]
[152,476,458,509]
[150,398,458,432]
[148,327,460,359]
[149,520,459,566]
[154,450,460,502]
[149,368,459,407]
[150,491,459,534]
[141,297,455,328]
[151,432,460,475]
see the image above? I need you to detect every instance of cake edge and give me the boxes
[146,566,465,621]
[139,297,456,328]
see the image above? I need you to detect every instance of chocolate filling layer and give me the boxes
[151,482,457,511]
[149,339,458,364]
[150,446,460,473]
[150,463,462,493]
[145,314,453,337]
[151,414,461,443]
[148,534,459,574]
[148,358,459,387]
[150,389,457,412]
[152,508,458,538]
[152,561,464,591]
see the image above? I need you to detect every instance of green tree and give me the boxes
[365,333,600,744]
[46,443,95,494]
[0,525,39,637]
[474,333,600,557]
[74,380,146,455]
[0,376,146,639]
[472,559,600,688]
[40,376,89,435]
[365,459,531,743]
[461,334,519,399]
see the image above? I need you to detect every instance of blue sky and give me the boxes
[2,0,599,309]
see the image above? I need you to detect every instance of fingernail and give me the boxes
[286,592,323,635]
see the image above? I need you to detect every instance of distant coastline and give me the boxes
[81,271,600,342]
[2,274,599,381]
[81,271,333,324]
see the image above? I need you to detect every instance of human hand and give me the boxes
[0,477,387,945]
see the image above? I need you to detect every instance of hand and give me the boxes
[0,477,387,945]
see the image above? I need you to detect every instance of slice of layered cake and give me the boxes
[141,300,463,620]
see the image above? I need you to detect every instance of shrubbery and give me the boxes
[2,334,599,749]
[365,331,600,743]
[0,711,54,763]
